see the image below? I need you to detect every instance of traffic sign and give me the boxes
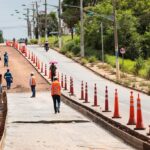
[120,48,126,54]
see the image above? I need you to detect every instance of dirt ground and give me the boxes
[0,46,49,93]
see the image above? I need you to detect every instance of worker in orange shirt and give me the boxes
[29,72,36,98]
[51,76,61,114]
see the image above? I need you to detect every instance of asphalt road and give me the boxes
[27,45,150,135]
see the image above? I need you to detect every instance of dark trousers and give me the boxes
[31,85,36,97]
[52,95,60,113]
[6,81,11,89]
[4,61,8,67]
[51,73,55,82]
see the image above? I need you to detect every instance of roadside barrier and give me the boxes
[84,82,89,103]
[44,64,47,76]
[61,74,64,88]
[127,91,136,125]
[134,94,145,130]
[92,84,99,107]
[80,81,84,100]
[102,86,111,112]
[112,89,121,118]
[64,75,67,90]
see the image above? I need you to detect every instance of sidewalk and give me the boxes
[3,92,135,150]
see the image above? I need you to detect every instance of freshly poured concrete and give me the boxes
[3,92,135,150]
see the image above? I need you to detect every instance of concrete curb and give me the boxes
[15,46,150,150]
[52,47,149,96]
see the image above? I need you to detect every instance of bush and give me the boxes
[72,45,80,55]
[88,56,97,63]
[146,66,150,79]
[133,57,144,75]
[66,51,74,58]
[30,39,38,44]
[61,47,68,54]
[65,41,75,51]
[81,58,88,65]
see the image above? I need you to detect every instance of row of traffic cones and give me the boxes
[26,50,147,132]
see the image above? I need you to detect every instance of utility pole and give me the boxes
[101,22,104,63]
[26,8,30,40]
[113,0,120,80]
[80,0,84,57]
[32,3,36,39]
[35,1,41,45]
[45,0,48,41]
[58,0,62,49]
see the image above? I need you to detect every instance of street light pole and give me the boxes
[35,1,41,45]
[80,0,84,57]
[45,0,48,41]
[101,22,104,63]
[58,0,62,49]
[113,0,120,80]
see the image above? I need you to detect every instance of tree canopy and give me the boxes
[62,0,150,60]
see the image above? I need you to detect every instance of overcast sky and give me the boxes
[0,0,58,39]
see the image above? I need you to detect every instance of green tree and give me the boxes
[0,30,4,43]
[38,12,58,38]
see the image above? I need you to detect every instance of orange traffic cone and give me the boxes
[102,86,111,112]
[41,62,43,73]
[61,74,64,88]
[70,77,74,95]
[80,81,84,100]
[31,52,33,61]
[92,84,99,107]
[112,89,121,118]
[69,77,71,93]
[84,82,89,103]
[44,64,47,76]
[38,60,40,70]
[134,94,145,130]
[64,75,67,90]
[127,91,136,125]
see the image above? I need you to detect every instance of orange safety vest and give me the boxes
[31,76,36,86]
[51,80,61,96]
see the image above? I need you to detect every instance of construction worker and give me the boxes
[4,52,8,67]
[51,76,61,114]
[29,72,36,98]
[4,69,13,89]
[49,63,57,81]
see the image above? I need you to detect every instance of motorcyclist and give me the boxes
[44,41,49,52]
